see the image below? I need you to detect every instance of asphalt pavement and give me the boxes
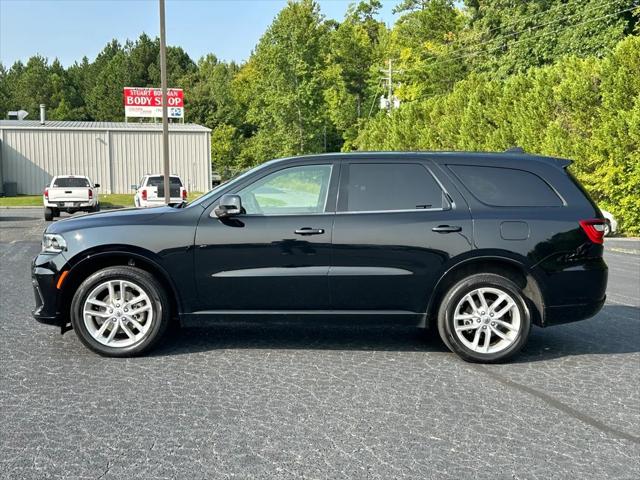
[1,209,638,480]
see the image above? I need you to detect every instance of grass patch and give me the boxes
[0,195,41,206]
[0,193,204,208]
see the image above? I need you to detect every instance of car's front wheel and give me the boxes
[70,266,170,357]
[437,273,531,363]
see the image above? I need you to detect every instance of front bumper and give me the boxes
[32,255,66,328]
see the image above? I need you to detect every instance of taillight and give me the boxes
[141,189,147,201]
[44,188,49,200]
[88,188,93,199]
[579,219,605,245]
[182,189,187,200]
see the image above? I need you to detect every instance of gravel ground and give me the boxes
[1,209,638,480]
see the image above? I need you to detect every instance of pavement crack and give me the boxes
[473,364,640,445]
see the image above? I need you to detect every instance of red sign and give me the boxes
[123,87,184,118]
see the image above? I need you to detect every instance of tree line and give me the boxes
[0,0,637,231]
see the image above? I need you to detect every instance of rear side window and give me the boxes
[339,163,445,212]
[53,177,90,188]
[448,165,562,207]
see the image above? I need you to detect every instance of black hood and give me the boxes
[46,207,174,234]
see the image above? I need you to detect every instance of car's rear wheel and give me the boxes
[70,266,170,357]
[437,273,531,363]
[44,207,53,221]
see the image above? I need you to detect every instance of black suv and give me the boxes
[32,152,608,362]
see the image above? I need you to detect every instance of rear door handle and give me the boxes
[432,225,462,233]
[294,227,325,236]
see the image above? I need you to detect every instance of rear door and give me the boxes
[330,159,473,313]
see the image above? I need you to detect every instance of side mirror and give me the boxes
[130,184,138,190]
[94,183,101,188]
[213,194,242,218]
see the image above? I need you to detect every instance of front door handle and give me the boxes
[294,227,325,236]
[432,225,462,233]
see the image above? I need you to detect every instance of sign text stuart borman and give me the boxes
[123,87,184,118]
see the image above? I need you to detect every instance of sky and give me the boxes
[0,0,400,67]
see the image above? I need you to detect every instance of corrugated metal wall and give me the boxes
[110,131,210,194]
[0,127,210,194]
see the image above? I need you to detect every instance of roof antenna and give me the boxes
[505,146,525,153]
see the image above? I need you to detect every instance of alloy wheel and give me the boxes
[452,287,521,354]
[82,279,154,348]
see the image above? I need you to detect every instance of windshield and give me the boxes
[186,160,278,208]
[53,177,90,188]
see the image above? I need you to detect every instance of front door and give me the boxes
[194,163,337,311]
[330,160,473,313]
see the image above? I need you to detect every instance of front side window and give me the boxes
[339,163,445,212]
[238,164,332,215]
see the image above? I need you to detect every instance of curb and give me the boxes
[0,206,125,210]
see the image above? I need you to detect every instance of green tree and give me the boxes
[461,0,635,77]
[323,0,386,148]
[387,0,466,101]
[236,0,332,165]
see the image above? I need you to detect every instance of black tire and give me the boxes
[437,273,531,363]
[53,208,60,218]
[44,207,53,221]
[94,203,101,212]
[70,266,171,357]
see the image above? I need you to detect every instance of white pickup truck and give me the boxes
[133,174,187,208]
[43,175,100,221]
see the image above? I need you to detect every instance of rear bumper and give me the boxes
[539,257,608,326]
[543,296,606,326]
[46,201,96,210]
[140,199,183,208]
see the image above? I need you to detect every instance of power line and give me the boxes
[462,0,622,43]
[423,5,636,73]
[441,0,624,66]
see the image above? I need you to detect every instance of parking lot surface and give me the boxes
[1,209,639,479]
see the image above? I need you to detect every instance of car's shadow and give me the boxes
[0,216,37,222]
[151,305,640,362]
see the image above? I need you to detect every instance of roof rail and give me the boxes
[505,146,525,153]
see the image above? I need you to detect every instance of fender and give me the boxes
[62,245,185,315]
[422,250,547,327]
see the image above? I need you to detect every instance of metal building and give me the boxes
[0,120,211,195]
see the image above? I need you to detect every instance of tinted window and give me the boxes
[340,163,444,212]
[238,165,332,215]
[448,165,562,207]
[53,177,90,188]
[147,176,182,187]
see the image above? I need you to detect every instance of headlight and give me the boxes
[41,233,67,253]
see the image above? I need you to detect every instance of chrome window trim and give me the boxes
[336,207,447,215]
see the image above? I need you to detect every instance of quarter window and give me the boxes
[448,165,562,207]
[339,163,445,212]
[238,165,332,215]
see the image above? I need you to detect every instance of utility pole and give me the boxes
[379,59,402,113]
[159,0,170,205]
